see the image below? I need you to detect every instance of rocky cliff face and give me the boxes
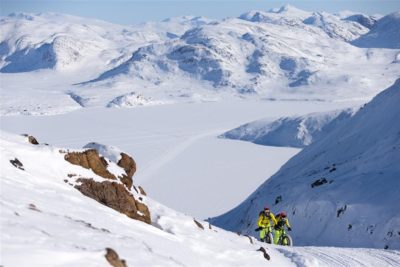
[64,146,150,224]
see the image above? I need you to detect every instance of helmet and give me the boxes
[279,212,287,218]
[264,206,270,211]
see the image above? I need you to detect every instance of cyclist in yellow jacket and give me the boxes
[257,206,277,242]
[274,211,292,245]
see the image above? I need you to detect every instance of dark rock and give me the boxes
[275,195,282,205]
[65,149,117,180]
[28,203,40,212]
[75,178,151,224]
[257,247,270,260]
[28,135,39,145]
[138,186,147,196]
[105,248,127,267]
[348,224,352,230]
[311,178,328,188]
[337,205,347,218]
[194,219,204,230]
[10,158,24,170]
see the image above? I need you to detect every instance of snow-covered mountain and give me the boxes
[0,6,399,115]
[240,4,369,42]
[352,11,400,48]
[210,79,400,249]
[2,131,400,266]
[221,108,358,148]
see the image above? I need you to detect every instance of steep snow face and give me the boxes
[210,79,400,249]
[352,11,400,48]
[344,14,378,29]
[221,108,358,148]
[2,131,400,266]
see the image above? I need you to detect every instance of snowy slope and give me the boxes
[1,7,399,115]
[210,79,400,249]
[80,14,398,103]
[352,11,400,49]
[2,131,400,266]
[240,4,369,42]
[221,108,358,148]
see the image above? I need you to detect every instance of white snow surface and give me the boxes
[0,99,362,219]
[221,107,358,148]
[210,79,400,250]
[0,7,399,116]
[2,131,400,267]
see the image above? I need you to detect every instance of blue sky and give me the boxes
[1,0,399,24]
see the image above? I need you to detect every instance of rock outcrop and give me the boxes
[82,142,136,190]
[21,134,39,145]
[116,152,136,190]
[64,148,151,224]
[105,248,127,267]
[65,149,117,180]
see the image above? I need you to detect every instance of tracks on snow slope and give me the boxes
[277,246,400,267]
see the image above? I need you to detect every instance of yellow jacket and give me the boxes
[257,212,277,228]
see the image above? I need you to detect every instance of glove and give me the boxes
[274,225,279,230]
[255,227,261,232]
[288,227,292,231]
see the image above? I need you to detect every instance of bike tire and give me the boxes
[282,234,293,246]
[266,232,273,244]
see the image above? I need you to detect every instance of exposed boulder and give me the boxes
[138,186,147,196]
[64,149,117,180]
[105,248,127,267]
[75,178,151,224]
[10,158,24,170]
[21,134,39,145]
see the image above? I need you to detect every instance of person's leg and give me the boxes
[260,227,266,242]
[274,229,282,244]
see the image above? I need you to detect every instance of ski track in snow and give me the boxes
[277,247,400,267]
[137,129,226,183]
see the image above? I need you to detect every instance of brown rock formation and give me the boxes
[64,148,151,224]
[116,152,136,190]
[138,186,147,196]
[105,248,127,267]
[65,149,116,180]
[75,178,151,224]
